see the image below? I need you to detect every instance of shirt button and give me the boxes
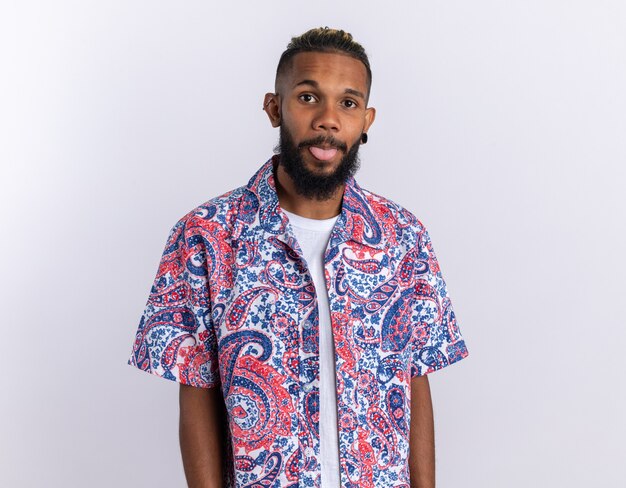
[305,447,314,457]
[303,320,313,329]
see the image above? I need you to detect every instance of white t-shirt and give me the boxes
[282,208,341,487]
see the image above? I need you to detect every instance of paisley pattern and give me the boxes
[127,155,468,487]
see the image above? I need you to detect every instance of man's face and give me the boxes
[266,51,376,200]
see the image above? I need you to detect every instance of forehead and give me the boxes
[279,51,369,92]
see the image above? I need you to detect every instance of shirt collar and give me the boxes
[233,155,388,251]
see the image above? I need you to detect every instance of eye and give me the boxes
[298,93,317,103]
[343,99,358,109]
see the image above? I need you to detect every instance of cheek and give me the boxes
[281,111,309,138]
[344,119,367,142]
[342,111,367,129]
[282,101,308,123]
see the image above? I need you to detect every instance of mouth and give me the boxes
[307,145,339,161]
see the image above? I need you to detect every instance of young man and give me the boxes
[128,27,468,488]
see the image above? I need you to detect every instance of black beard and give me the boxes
[273,124,362,201]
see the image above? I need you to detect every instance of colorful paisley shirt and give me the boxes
[127,155,469,487]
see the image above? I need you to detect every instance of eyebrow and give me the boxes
[293,79,365,100]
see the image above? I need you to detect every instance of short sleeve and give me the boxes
[127,214,220,388]
[410,223,469,377]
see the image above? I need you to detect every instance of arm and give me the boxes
[409,374,435,488]
[179,383,227,488]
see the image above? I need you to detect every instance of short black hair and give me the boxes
[275,27,372,100]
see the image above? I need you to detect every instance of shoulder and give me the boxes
[358,184,428,248]
[170,185,248,240]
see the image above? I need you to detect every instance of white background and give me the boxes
[1,1,625,486]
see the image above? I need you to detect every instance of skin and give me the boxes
[410,375,436,488]
[179,384,227,488]
[179,50,436,488]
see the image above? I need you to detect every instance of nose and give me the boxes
[312,101,340,133]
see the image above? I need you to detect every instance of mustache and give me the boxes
[298,135,347,153]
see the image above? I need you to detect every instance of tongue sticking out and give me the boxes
[308,146,338,161]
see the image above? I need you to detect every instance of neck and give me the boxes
[273,159,344,220]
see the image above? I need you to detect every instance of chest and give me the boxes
[209,236,417,361]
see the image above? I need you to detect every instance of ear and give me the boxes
[263,92,281,127]
[363,106,376,133]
